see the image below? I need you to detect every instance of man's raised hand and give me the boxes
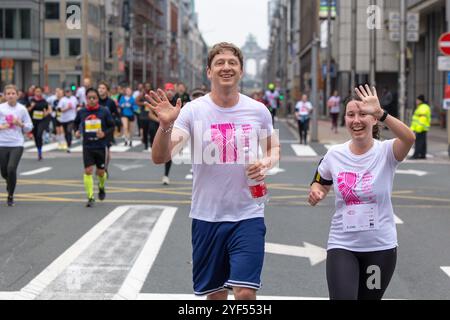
[144,89,181,127]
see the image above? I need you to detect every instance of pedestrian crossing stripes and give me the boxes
[291,144,318,157]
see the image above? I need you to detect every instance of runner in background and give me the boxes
[57,87,78,152]
[294,94,313,145]
[28,86,52,161]
[0,84,33,206]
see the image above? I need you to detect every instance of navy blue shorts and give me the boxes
[191,217,266,296]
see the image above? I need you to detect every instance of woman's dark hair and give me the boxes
[86,88,100,98]
[343,94,380,140]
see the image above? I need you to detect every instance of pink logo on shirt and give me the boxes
[337,171,376,205]
[337,172,362,206]
[210,123,253,164]
[5,114,16,129]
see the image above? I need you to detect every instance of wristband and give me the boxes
[160,124,173,134]
[379,109,388,122]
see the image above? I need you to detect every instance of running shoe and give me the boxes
[86,198,95,207]
[7,196,14,207]
[98,186,106,201]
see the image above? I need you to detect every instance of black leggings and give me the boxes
[139,119,151,149]
[32,118,50,149]
[62,121,74,148]
[326,248,397,300]
[0,147,24,197]
[298,119,310,144]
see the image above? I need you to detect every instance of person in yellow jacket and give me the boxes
[410,95,431,159]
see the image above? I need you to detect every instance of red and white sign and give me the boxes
[439,32,450,56]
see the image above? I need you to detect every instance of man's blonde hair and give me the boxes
[207,42,244,70]
[3,84,18,94]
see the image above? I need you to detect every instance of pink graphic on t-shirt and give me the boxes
[5,114,16,129]
[211,123,237,163]
[211,123,253,164]
[337,172,362,206]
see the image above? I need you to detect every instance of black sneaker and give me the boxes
[86,198,95,207]
[7,196,14,207]
[98,187,106,201]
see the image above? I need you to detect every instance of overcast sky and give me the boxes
[195,0,270,50]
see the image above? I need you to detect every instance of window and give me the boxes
[20,10,31,39]
[67,38,81,56]
[0,9,3,38]
[5,9,16,39]
[45,2,60,20]
[108,32,113,59]
[47,38,60,56]
[88,4,99,26]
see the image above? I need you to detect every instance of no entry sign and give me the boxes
[439,32,450,56]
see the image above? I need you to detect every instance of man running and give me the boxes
[57,87,78,152]
[146,42,280,300]
[98,81,120,175]
[0,85,33,206]
[74,88,114,207]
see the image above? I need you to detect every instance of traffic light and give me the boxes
[71,84,76,91]
[279,94,285,101]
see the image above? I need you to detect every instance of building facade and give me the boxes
[0,0,40,90]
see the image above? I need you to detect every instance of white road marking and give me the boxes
[15,205,176,300]
[291,144,318,157]
[441,267,450,278]
[113,164,145,171]
[110,140,142,152]
[26,142,59,153]
[265,242,327,266]
[266,167,285,176]
[69,145,83,152]
[185,174,193,180]
[23,141,36,148]
[396,169,428,177]
[114,207,177,300]
[0,292,19,300]
[20,167,52,176]
[394,214,404,224]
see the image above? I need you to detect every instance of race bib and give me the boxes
[85,119,101,133]
[33,110,44,120]
[56,111,62,121]
[340,203,379,233]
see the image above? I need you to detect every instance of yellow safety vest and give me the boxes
[410,103,431,133]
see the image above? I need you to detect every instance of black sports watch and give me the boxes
[379,109,388,122]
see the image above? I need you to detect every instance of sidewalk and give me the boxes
[285,115,450,160]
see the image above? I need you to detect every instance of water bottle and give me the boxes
[244,147,269,206]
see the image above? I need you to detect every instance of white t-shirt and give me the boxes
[264,90,279,110]
[76,86,86,106]
[174,93,274,222]
[318,139,400,252]
[295,101,313,120]
[0,102,33,147]
[57,96,78,123]
[328,96,341,114]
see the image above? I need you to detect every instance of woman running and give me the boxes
[309,85,415,300]
[0,85,33,206]
[28,86,52,160]
[118,87,136,146]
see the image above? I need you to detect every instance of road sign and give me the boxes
[438,56,450,71]
[389,12,419,43]
[439,32,450,56]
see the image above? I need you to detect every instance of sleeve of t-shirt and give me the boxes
[173,102,192,136]
[385,139,401,168]
[318,151,333,181]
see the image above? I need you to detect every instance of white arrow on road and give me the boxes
[20,167,52,176]
[396,169,428,177]
[441,267,450,279]
[113,164,145,172]
[266,167,286,176]
[265,242,327,266]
